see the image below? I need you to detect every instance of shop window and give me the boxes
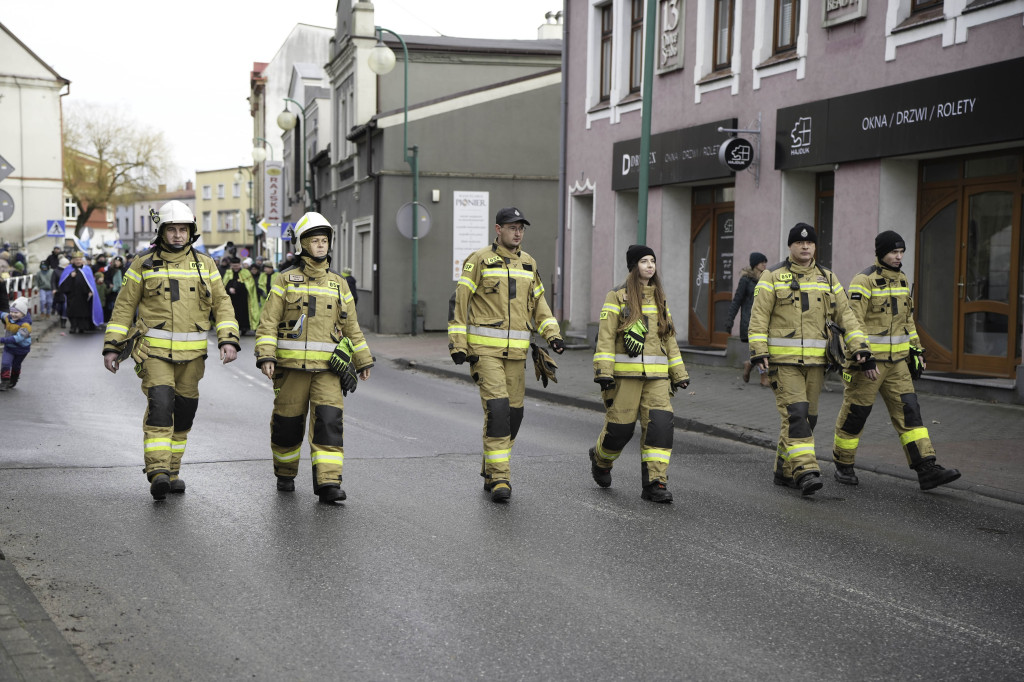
[814,172,834,268]
[712,0,734,72]
[600,4,614,102]
[773,0,798,54]
[629,0,644,93]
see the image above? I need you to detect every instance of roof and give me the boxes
[381,34,561,56]
[0,21,70,85]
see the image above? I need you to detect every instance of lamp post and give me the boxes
[252,136,274,162]
[369,26,420,335]
[277,99,311,211]
[234,165,259,258]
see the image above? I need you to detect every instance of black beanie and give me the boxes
[787,223,817,246]
[749,252,767,268]
[626,244,656,271]
[875,230,906,261]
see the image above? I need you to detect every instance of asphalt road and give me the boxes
[1,331,1023,681]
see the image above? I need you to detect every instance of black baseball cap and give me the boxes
[495,207,530,226]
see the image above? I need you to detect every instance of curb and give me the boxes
[392,357,1023,507]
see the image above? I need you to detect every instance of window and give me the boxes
[232,182,241,198]
[218,210,236,231]
[202,212,212,233]
[217,184,225,199]
[355,220,373,291]
[599,4,613,101]
[628,0,644,93]
[911,0,942,12]
[774,0,798,54]
[713,0,734,72]
[64,196,78,220]
[202,185,212,200]
[814,172,835,269]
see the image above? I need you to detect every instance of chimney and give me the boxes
[537,10,563,40]
[185,180,194,191]
[158,184,167,194]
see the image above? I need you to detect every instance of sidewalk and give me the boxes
[364,331,1024,507]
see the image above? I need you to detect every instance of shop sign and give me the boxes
[612,119,735,191]
[718,138,754,171]
[775,58,1024,171]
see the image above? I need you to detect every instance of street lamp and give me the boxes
[277,99,311,211]
[369,26,421,335]
[234,165,260,258]
[252,136,274,162]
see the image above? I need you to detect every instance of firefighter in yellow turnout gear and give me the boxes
[103,200,240,500]
[832,231,961,490]
[254,212,372,504]
[448,207,564,502]
[748,223,872,496]
[590,245,689,503]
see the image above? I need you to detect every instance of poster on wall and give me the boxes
[452,191,490,281]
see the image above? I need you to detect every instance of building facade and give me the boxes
[0,22,69,265]
[562,0,1024,389]
[195,169,253,257]
[318,1,563,333]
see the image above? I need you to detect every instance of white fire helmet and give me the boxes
[151,200,198,245]
[293,212,333,255]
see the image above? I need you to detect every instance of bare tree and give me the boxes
[63,104,172,237]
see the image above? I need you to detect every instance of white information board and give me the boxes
[451,191,490,281]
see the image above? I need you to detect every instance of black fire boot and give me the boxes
[316,484,347,504]
[914,460,961,491]
[833,462,859,486]
[168,476,186,494]
[276,476,296,492]
[489,480,511,502]
[641,480,673,503]
[589,447,612,488]
[796,471,823,496]
[149,473,170,501]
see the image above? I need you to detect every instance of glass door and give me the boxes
[688,186,734,347]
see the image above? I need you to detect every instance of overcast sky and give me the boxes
[2,0,563,185]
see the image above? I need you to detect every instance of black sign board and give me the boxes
[718,138,754,171]
[775,58,1024,170]
[612,119,736,191]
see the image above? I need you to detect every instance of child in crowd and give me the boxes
[1,297,32,391]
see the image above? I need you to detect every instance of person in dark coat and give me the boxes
[57,251,103,333]
[725,251,768,385]
[342,267,358,306]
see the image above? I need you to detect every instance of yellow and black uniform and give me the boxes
[591,284,689,496]
[448,239,562,497]
[748,256,869,489]
[103,244,240,488]
[254,257,372,496]
[831,237,960,490]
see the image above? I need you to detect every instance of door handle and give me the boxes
[957,281,965,301]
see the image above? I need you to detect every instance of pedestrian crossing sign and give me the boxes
[46,219,66,237]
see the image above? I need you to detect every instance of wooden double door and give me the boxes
[688,185,734,348]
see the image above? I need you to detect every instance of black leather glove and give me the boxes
[549,337,565,354]
[596,377,616,392]
[860,357,877,373]
[452,351,467,365]
[670,379,689,396]
[853,351,871,365]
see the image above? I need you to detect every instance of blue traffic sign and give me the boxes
[46,219,66,237]
[280,222,295,241]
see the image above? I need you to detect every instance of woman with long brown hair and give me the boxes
[590,244,690,502]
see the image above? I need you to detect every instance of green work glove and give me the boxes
[330,337,359,394]
[623,318,648,357]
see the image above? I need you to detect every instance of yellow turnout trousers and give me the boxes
[592,377,674,484]
[472,356,525,487]
[270,369,346,489]
[833,360,935,468]
[770,364,824,481]
[137,357,205,482]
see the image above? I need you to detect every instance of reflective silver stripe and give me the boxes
[468,325,531,341]
[768,337,827,349]
[145,329,209,342]
[869,334,910,345]
[277,340,337,353]
[613,354,667,364]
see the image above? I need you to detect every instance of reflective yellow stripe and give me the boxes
[668,356,684,368]
[484,449,511,463]
[537,318,558,334]
[748,333,768,343]
[613,362,669,374]
[147,338,208,350]
[834,434,859,450]
[900,428,929,446]
[124,269,142,283]
[216,320,239,332]
[641,447,671,463]
[848,283,870,298]
[270,284,285,297]
[277,350,334,361]
[781,443,815,460]
[144,439,171,452]
[107,323,129,335]
[256,336,277,347]
[767,346,826,357]
[468,335,530,349]
[458,277,478,293]
[602,302,622,314]
[448,324,467,335]
[274,448,301,463]
[311,451,344,466]
[593,352,615,362]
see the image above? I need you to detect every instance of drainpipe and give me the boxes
[636,0,658,245]
[555,7,569,321]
